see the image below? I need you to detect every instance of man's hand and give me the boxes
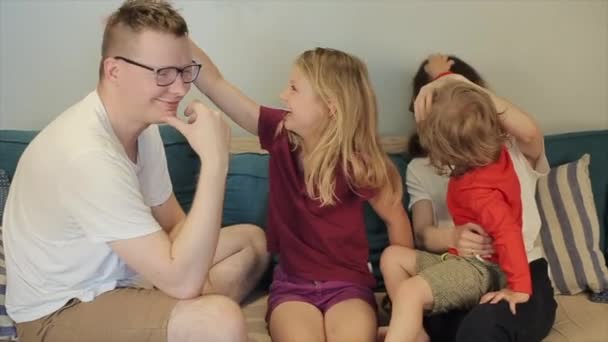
[163,100,231,165]
[480,288,530,315]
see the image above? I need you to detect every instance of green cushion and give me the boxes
[159,126,271,228]
[223,153,269,228]
[0,130,38,179]
[364,154,410,288]
[159,125,199,212]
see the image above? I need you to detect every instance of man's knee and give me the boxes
[168,295,246,342]
[240,224,271,272]
[239,224,267,253]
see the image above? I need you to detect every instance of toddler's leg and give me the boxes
[380,246,419,299]
[384,276,434,342]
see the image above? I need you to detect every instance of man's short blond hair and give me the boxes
[99,0,189,77]
[418,81,508,177]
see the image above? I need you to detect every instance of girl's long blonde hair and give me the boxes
[290,48,402,206]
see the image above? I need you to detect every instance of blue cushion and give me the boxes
[364,154,410,288]
[159,125,199,212]
[223,153,269,228]
[0,130,38,179]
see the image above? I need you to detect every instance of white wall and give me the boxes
[1,0,607,136]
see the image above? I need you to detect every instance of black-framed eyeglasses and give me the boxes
[114,56,202,87]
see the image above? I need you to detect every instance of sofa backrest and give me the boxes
[2,126,607,281]
[0,130,38,178]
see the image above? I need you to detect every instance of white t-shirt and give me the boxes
[406,140,549,262]
[2,91,173,323]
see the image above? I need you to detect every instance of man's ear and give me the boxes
[102,57,120,83]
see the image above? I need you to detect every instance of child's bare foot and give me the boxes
[416,328,430,342]
[377,326,388,342]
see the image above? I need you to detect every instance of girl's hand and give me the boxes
[480,288,530,315]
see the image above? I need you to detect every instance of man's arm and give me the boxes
[110,101,231,299]
[110,164,226,299]
[152,193,186,238]
[190,39,260,135]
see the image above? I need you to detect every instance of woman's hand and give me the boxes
[480,288,530,315]
[413,73,471,122]
[450,223,494,258]
[424,54,454,79]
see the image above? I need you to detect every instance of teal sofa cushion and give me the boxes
[0,130,38,178]
[223,153,269,228]
[159,126,271,228]
[159,126,199,212]
[363,154,409,287]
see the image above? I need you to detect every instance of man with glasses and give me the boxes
[2,1,268,341]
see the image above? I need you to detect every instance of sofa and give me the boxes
[1,126,607,341]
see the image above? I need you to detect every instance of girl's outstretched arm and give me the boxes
[190,39,261,135]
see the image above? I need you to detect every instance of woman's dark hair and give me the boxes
[407,55,487,158]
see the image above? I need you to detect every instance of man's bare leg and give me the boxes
[202,224,270,302]
[168,295,247,342]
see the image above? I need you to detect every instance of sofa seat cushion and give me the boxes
[544,294,608,341]
[241,291,608,342]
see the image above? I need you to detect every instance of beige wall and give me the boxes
[1,0,606,136]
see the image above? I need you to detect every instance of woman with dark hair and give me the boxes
[407,55,486,158]
[380,54,557,342]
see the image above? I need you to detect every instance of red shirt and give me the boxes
[258,106,375,288]
[447,147,532,294]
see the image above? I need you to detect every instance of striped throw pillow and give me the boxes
[0,169,9,225]
[0,225,18,340]
[537,154,608,295]
[0,170,17,339]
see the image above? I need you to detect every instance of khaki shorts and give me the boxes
[416,251,506,314]
[16,288,179,342]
